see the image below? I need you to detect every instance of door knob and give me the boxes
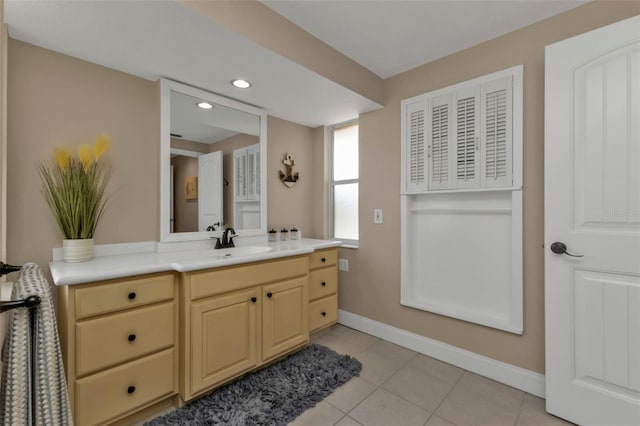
[550,242,583,257]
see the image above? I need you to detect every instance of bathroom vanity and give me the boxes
[52,239,340,425]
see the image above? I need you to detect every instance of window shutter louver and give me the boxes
[255,150,260,197]
[429,95,452,190]
[454,88,480,189]
[482,77,512,188]
[406,101,428,192]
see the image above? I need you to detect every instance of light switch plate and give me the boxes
[374,208,383,224]
[338,259,349,271]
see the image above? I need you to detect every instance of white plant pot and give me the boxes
[62,238,94,263]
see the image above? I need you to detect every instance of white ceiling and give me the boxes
[263,0,587,79]
[4,0,586,127]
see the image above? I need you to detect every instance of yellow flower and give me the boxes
[54,147,71,172]
[77,144,94,172]
[94,133,110,161]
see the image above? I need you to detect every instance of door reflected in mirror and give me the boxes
[160,80,267,242]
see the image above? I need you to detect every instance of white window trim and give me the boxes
[329,119,359,246]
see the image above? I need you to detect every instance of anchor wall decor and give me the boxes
[279,153,299,188]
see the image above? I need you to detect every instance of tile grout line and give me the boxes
[423,367,467,426]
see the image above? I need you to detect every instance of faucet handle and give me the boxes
[210,236,224,249]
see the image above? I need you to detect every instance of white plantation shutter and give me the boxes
[481,77,512,188]
[429,95,452,190]
[254,149,260,197]
[454,88,480,189]
[234,149,246,200]
[406,101,427,192]
[401,66,520,193]
[247,150,255,199]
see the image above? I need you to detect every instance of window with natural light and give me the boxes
[331,122,358,243]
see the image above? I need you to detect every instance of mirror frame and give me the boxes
[160,78,267,242]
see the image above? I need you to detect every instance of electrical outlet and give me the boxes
[374,208,383,224]
[338,259,349,271]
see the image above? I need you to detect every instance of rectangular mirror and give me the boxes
[160,79,267,242]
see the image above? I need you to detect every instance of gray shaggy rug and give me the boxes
[145,344,362,426]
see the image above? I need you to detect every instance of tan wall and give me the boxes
[170,137,209,154]
[310,126,329,239]
[267,117,315,235]
[7,40,159,270]
[341,1,640,374]
[170,155,198,232]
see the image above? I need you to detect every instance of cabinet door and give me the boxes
[262,277,309,362]
[190,288,259,395]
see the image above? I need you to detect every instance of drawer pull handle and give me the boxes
[321,258,326,263]
[266,292,273,298]
[251,297,257,303]
[321,311,327,317]
[321,281,326,287]
[127,386,136,394]
[128,292,136,300]
[128,334,136,342]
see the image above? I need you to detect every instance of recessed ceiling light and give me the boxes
[231,79,251,89]
[197,102,213,109]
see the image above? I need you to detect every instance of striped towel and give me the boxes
[0,263,72,425]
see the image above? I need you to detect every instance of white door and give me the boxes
[198,151,223,232]
[545,16,640,426]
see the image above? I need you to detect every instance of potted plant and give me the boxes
[38,134,112,262]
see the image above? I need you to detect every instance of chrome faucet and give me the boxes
[214,227,237,249]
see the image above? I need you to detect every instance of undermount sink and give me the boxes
[201,246,273,258]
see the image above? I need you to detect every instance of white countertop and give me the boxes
[50,238,342,286]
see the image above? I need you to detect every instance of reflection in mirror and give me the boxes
[160,79,267,242]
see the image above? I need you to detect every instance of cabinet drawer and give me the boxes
[190,256,308,300]
[76,302,174,377]
[309,249,337,270]
[75,348,175,426]
[309,295,338,332]
[75,273,174,319]
[309,267,338,301]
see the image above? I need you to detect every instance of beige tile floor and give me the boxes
[290,324,574,426]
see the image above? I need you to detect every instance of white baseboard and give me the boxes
[338,309,545,398]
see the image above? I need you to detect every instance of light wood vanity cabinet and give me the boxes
[56,247,338,424]
[180,255,309,401]
[309,248,339,332]
[58,272,178,426]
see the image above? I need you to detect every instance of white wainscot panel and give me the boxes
[401,190,522,333]
[574,270,640,396]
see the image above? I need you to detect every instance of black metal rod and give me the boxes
[0,295,41,313]
[29,304,38,426]
[0,262,22,276]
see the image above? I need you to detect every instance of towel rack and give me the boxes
[0,262,41,313]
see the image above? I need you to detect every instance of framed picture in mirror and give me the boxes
[184,176,197,200]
